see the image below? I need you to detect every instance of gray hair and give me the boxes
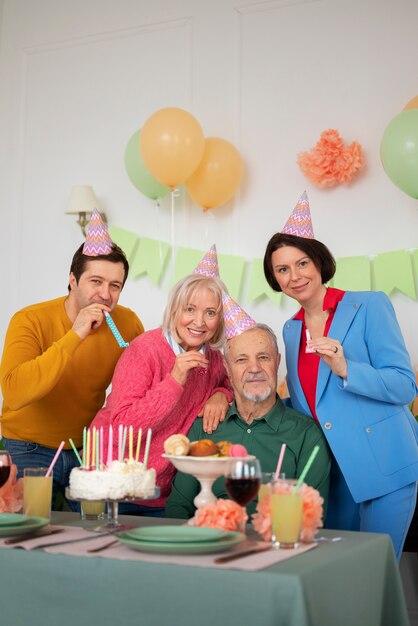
[162,274,226,348]
[223,323,279,359]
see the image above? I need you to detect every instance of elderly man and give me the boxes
[166,323,330,519]
[0,215,143,505]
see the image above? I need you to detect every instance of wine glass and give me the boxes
[0,450,12,488]
[224,458,262,533]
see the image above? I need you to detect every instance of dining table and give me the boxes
[0,510,409,626]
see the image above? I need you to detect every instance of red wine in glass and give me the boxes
[225,477,261,506]
[0,451,12,487]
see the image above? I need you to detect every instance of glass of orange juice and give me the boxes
[80,500,106,521]
[23,468,53,520]
[270,478,303,549]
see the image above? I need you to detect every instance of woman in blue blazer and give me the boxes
[263,230,418,560]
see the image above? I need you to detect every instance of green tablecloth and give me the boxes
[0,512,409,626]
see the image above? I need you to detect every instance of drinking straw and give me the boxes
[69,438,83,466]
[121,426,128,460]
[46,440,65,477]
[135,428,142,462]
[292,445,320,495]
[107,425,113,466]
[274,443,287,480]
[143,428,152,469]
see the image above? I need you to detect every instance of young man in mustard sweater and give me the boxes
[0,237,144,507]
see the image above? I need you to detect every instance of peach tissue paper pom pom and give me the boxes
[252,483,324,543]
[0,464,24,513]
[193,499,248,532]
[297,129,365,188]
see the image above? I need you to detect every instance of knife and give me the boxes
[5,528,64,545]
[214,545,272,564]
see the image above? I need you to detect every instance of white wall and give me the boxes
[0,0,417,389]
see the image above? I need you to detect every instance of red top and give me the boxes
[293,287,345,421]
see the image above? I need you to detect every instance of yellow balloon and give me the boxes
[403,95,418,110]
[140,108,205,188]
[185,138,244,211]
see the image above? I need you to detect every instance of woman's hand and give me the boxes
[170,351,209,386]
[308,337,348,379]
[198,391,229,434]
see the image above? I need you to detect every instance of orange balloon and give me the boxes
[403,95,418,110]
[140,108,205,188]
[185,138,244,211]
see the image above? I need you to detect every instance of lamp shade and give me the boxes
[66,185,102,215]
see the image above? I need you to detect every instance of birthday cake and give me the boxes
[69,460,156,500]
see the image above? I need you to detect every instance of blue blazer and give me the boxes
[284,290,418,503]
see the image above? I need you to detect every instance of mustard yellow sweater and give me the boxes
[0,297,144,448]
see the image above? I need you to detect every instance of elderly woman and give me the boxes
[263,212,418,560]
[90,273,232,516]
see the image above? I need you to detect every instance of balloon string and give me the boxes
[171,188,175,280]
[155,199,163,272]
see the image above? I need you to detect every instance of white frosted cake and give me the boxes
[69,460,156,500]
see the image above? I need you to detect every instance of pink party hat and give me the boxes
[193,244,220,278]
[222,291,256,339]
[281,191,314,239]
[83,208,113,256]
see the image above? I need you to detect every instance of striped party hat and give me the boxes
[222,291,256,339]
[281,191,314,239]
[83,208,113,256]
[193,244,219,278]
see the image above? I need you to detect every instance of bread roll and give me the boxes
[189,439,219,457]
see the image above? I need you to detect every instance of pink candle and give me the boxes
[100,427,104,469]
[107,425,113,466]
[118,424,123,462]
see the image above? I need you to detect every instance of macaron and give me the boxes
[229,443,248,457]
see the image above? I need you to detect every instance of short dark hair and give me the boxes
[68,243,130,291]
[263,233,336,292]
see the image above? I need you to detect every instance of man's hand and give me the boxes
[198,391,229,434]
[72,304,110,340]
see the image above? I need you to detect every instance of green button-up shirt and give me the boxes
[165,397,331,519]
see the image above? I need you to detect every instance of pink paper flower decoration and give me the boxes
[193,499,248,532]
[0,464,23,513]
[252,483,324,543]
[297,129,365,188]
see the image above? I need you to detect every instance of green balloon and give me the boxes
[124,130,170,200]
[380,109,418,199]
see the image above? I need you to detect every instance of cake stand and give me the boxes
[163,454,255,508]
[65,488,160,528]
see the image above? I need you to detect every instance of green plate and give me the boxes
[117,530,245,555]
[121,526,230,544]
[0,513,29,526]
[0,517,49,538]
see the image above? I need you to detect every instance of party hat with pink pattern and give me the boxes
[223,291,256,339]
[193,244,220,278]
[83,208,113,256]
[281,191,314,239]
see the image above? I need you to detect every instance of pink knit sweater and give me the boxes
[90,328,233,506]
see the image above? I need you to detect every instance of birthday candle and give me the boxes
[143,428,152,469]
[107,425,113,466]
[96,429,100,470]
[86,428,91,469]
[82,427,87,468]
[129,426,133,462]
[118,424,123,461]
[121,426,128,461]
[135,428,142,462]
[91,426,96,467]
[100,427,104,469]
[104,311,129,348]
